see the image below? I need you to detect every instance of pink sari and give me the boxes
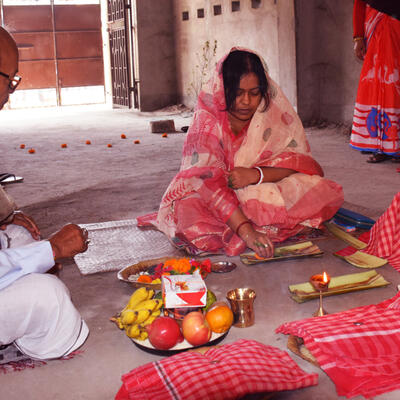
[149,49,343,256]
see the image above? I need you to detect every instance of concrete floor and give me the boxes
[1,105,400,400]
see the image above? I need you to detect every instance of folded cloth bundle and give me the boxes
[276,291,400,399]
[115,339,318,400]
[332,192,400,271]
[363,191,400,271]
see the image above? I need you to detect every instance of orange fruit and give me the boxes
[28,148,35,154]
[86,140,91,145]
[121,134,127,139]
[205,303,234,333]
[107,143,112,148]
[137,275,152,283]
[162,133,168,138]
[134,140,140,144]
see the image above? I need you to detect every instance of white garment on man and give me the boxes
[0,225,89,360]
[0,225,54,290]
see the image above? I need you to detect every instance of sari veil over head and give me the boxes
[153,48,343,256]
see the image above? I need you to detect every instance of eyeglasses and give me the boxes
[0,71,21,93]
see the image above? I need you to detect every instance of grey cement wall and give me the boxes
[295,0,362,125]
[132,0,362,124]
[135,0,178,111]
[172,0,297,108]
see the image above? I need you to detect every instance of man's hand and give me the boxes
[0,211,41,240]
[228,167,259,189]
[49,224,89,260]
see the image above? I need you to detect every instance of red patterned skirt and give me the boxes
[350,13,400,155]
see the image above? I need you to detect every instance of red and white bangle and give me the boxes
[254,166,264,185]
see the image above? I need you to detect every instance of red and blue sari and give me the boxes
[350,0,400,155]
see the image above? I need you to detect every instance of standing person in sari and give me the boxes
[350,0,400,163]
[153,49,343,257]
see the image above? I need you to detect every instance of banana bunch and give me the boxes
[111,286,163,341]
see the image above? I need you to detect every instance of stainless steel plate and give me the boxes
[211,261,237,273]
[131,331,228,355]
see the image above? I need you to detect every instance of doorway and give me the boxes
[0,0,105,108]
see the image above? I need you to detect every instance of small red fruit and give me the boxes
[162,133,168,138]
[86,140,91,145]
[28,148,35,154]
[20,144,25,149]
[107,143,112,148]
[134,140,140,144]
[121,134,127,139]
[61,143,67,148]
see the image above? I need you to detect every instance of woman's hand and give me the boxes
[228,208,274,258]
[0,211,41,240]
[228,166,295,189]
[354,39,366,61]
[238,224,274,258]
[245,230,274,258]
[228,167,258,189]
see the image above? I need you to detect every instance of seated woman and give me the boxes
[153,49,344,257]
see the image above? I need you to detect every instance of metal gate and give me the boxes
[1,1,104,108]
[107,0,136,108]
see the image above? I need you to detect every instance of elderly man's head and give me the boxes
[0,27,19,219]
[0,26,19,110]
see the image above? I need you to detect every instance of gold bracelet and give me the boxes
[353,36,364,42]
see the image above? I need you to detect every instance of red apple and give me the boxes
[182,311,211,346]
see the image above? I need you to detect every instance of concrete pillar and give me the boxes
[135,0,178,111]
[295,0,361,125]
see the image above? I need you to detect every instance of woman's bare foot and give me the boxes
[366,153,392,163]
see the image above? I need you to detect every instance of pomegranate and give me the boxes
[146,317,183,350]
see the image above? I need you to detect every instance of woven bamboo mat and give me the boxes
[74,219,182,275]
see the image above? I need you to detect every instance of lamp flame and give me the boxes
[323,271,329,283]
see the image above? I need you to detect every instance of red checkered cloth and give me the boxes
[334,230,370,257]
[364,192,400,271]
[335,192,400,272]
[276,291,400,399]
[115,339,318,400]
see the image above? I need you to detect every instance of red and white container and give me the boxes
[162,272,207,309]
